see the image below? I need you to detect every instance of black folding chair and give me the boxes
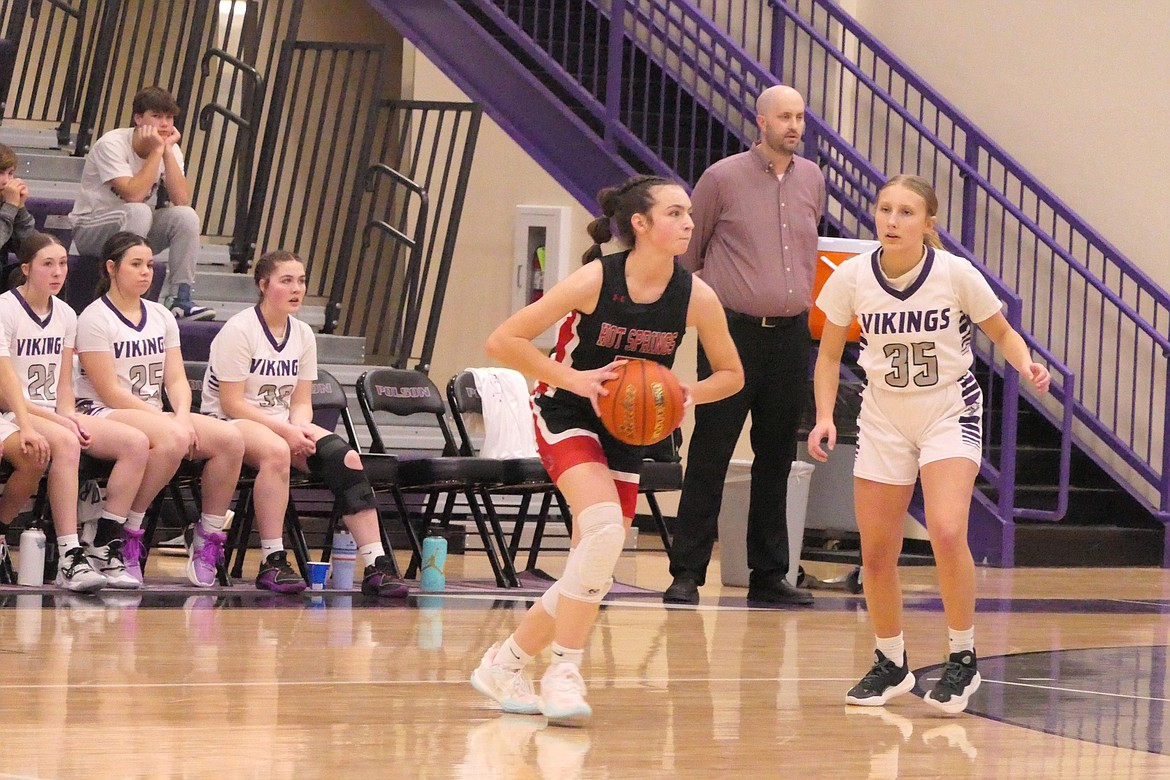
[447,370,573,573]
[357,367,517,587]
[227,369,415,582]
[639,429,684,552]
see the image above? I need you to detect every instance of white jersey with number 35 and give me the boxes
[0,289,77,409]
[74,296,180,410]
[202,306,318,423]
[816,247,1003,393]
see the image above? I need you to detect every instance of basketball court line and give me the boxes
[981,678,1170,704]
[0,674,859,691]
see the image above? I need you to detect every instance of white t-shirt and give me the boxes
[816,247,1003,393]
[74,296,181,410]
[202,306,318,423]
[0,289,77,409]
[69,127,187,219]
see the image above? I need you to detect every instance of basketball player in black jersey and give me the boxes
[470,175,743,726]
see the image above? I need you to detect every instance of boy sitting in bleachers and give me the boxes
[0,143,35,277]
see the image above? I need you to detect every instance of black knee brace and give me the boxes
[306,434,376,515]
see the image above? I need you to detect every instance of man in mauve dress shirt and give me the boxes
[664,84,826,606]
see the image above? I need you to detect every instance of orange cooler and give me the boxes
[810,237,878,341]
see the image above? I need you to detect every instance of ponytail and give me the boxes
[95,231,150,298]
[581,174,675,264]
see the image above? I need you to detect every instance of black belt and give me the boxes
[724,309,803,328]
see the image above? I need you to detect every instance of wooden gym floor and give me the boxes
[0,548,1168,779]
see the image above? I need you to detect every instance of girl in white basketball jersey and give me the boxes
[75,231,244,587]
[0,248,51,575]
[202,250,406,595]
[808,175,1050,715]
[0,232,152,591]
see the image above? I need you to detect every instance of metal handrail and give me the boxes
[197,47,266,268]
[778,0,1170,313]
[775,3,1170,353]
[568,0,1076,525]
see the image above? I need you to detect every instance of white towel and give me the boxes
[467,367,539,459]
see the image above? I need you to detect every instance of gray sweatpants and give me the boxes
[71,203,201,297]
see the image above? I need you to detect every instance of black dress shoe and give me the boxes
[663,575,700,605]
[747,579,814,606]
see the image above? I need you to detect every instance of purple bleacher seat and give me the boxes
[176,319,224,362]
[25,197,75,248]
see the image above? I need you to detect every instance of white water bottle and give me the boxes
[330,530,358,590]
[17,528,45,586]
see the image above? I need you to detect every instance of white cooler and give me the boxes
[718,460,815,587]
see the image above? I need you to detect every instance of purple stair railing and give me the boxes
[694,1,1170,531]
[378,0,1082,564]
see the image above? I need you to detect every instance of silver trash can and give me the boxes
[718,460,815,587]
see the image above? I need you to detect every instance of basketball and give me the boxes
[596,359,686,446]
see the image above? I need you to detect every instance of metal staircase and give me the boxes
[375,0,1169,566]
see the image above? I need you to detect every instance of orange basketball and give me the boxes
[596,359,686,446]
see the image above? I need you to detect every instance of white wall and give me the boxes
[848,0,1170,289]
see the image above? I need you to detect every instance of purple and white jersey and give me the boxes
[0,289,76,409]
[202,306,318,422]
[816,247,1003,395]
[74,296,179,410]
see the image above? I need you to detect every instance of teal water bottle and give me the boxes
[420,533,447,592]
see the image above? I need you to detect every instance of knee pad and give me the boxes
[557,501,625,604]
[306,434,376,515]
[540,580,561,617]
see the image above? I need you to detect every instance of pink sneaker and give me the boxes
[120,526,146,584]
[186,525,226,587]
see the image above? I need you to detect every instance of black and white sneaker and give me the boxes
[924,650,981,714]
[56,546,106,593]
[846,650,916,706]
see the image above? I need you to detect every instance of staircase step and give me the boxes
[0,120,72,151]
[979,482,1153,526]
[14,149,85,183]
[191,268,263,301]
[202,299,326,328]
[1012,524,1163,566]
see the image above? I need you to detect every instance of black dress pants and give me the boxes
[668,312,811,586]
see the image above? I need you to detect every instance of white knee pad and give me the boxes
[557,501,625,604]
[540,580,562,617]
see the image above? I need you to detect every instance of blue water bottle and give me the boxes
[330,530,358,590]
[420,533,447,592]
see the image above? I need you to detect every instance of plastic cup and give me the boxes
[306,561,330,590]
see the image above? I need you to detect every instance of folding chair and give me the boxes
[357,367,517,587]
[226,369,417,583]
[447,370,572,573]
[639,429,684,552]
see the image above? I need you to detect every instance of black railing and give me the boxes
[193,48,263,261]
[0,0,90,136]
[330,99,482,370]
[244,40,389,282]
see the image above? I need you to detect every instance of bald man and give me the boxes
[664,85,826,607]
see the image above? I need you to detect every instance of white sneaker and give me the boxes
[84,541,140,590]
[55,547,106,593]
[540,662,592,727]
[469,643,541,715]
